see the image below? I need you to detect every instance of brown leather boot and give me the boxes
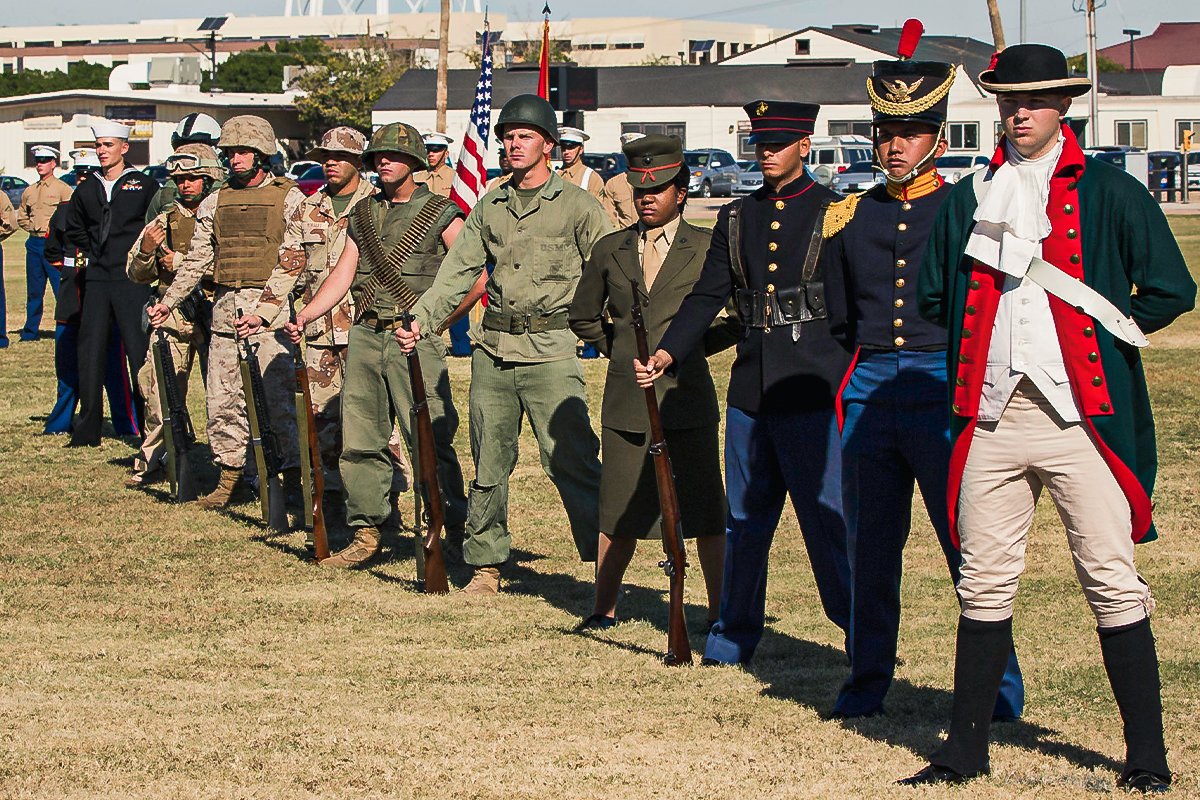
[197,467,245,509]
[462,566,501,595]
[320,527,382,568]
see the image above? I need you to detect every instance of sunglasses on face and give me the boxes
[34,157,55,164]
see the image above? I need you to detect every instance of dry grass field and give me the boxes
[1,219,1198,799]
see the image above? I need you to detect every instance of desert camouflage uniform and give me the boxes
[160,178,306,472]
[127,203,208,475]
[254,176,387,489]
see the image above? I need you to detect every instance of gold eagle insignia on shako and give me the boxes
[756,101,769,116]
[882,77,924,104]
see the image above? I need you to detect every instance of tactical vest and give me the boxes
[211,177,293,288]
[351,193,450,315]
[159,207,198,287]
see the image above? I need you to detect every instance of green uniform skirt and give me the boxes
[599,424,726,539]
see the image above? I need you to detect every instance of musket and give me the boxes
[236,306,289,532]
[288,295,330,561]
[151,328,198,502]
[630,279,692,666]
[400,311,449,594]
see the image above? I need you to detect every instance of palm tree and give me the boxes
[986,0,1007,50]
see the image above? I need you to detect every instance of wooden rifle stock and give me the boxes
[289,298,330,561]
[630,279,693,666]
[400,312,449,594]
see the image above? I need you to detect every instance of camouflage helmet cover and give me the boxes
[362,122,428,170]
[217,115,277,157]
[305,126,369,161]
[164,142,226,180]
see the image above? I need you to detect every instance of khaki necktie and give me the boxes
[642,227,666,290]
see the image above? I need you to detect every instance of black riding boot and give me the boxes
[929,616,1014,777]
[1099,617,1171,789]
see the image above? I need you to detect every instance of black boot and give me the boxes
[1100,617,1171,789]
[929,616,1014,778]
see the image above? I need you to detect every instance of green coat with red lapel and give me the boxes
[918,126,1196,545]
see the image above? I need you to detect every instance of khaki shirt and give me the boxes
[0,193,16,241]
[484,173,511,193]
[18,175,73,237]
[255,178,378,346]
[415,163,456,198]
[601,172,636,229]
[162,179,307,334]
[411,171,613,363]
[558,161,606,200]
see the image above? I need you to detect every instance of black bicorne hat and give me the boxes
[743,100,820,145]
[978,43,1092,97]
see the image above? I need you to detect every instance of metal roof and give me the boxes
[374,63,875,112]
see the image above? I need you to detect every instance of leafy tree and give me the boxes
[1066,53,1126,74]
[293,39,410,134]
[0,61,112,98]
[202,37,331,93]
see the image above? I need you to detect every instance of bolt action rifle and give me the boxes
[288,295,330,561]
[152,328,198,502]
[400,311,449,594]
[236,306,289,532]
[630,279,692,666]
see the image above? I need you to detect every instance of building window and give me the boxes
[795,38,810,55]
[994,121,1004,147]
[1175,120,1200,148]
[1115,120,1147,149]
[828,120,872,138]
[948,122,979,151]
[622,122,686,149]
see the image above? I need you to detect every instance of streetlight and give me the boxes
[198,16,228,91]
[1122,28,1141,70]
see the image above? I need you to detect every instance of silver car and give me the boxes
[830,161,884,195]
[733,160,763,194]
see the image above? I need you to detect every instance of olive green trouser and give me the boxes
[466,348,601,566]
[340,324,468,529]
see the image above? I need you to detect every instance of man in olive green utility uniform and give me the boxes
[148,115,304,509]
[286,122,471,568]
[397,94,613,594]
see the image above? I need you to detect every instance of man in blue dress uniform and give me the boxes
[639,100,851,664]
[822,31,1025,719]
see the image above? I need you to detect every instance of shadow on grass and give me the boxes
[497,547,1121,775]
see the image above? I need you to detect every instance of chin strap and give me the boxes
[884,121,946,186]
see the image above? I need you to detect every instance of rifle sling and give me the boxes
[352,195,450,321]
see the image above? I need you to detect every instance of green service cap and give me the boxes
[622,134,685,189]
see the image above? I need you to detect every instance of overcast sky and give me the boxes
[4,0,1188,53]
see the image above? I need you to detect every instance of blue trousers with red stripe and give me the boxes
[833,350,1024,718]
[44,321,139,436]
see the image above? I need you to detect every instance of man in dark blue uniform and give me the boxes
[638,100,851,664]
[822,43,1026,719]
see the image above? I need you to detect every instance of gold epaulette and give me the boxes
[822,191,864,238]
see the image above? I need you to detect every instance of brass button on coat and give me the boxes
[895,278,906,288]
[1067,229,1078,239]
[952,403,962,413]
[894,298,904,308]
[902,202,912,211]
[896,258,907,268]
[893,318,904,328]
[766,283,776,292]
[897,222,908,231]
[1092,375,1103,386]
[770,221,781,230]
[1070,253,1081,264]
[1084,326,1094,337]
[956,377,966,386]
[894,336,906,346]
[768,242,778,251]
[1088,351,1099,362]
[962,329,972,338]
[966,305,976,315]
[768,263,778,272]
[959,353,970,363]
[970,279,981,290]
[775,200,785,210]
[1100,402,1111,412]
[1064,204,1074,213]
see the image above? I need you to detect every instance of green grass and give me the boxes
[1,222,1198,798]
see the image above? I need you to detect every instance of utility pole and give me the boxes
[1085,0,1100,147]
[986,0,1006,50]
[435,0,451,133]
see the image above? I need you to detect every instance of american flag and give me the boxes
[449,29,494,213]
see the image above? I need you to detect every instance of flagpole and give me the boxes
[538,3,551,100]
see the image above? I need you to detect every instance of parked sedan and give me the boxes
[1,175,30,206]
[935,154,990,183]
[830,161,884,195]
[733,160,763,194]
[685,149,737,197]
[296,164,327,196]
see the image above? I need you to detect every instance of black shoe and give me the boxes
[896,764,976,786]
[65,438,100,448]
[1118,770,1171,794]
[574,613,617,632]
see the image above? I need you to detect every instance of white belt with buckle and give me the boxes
[1026,256,1149,348]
